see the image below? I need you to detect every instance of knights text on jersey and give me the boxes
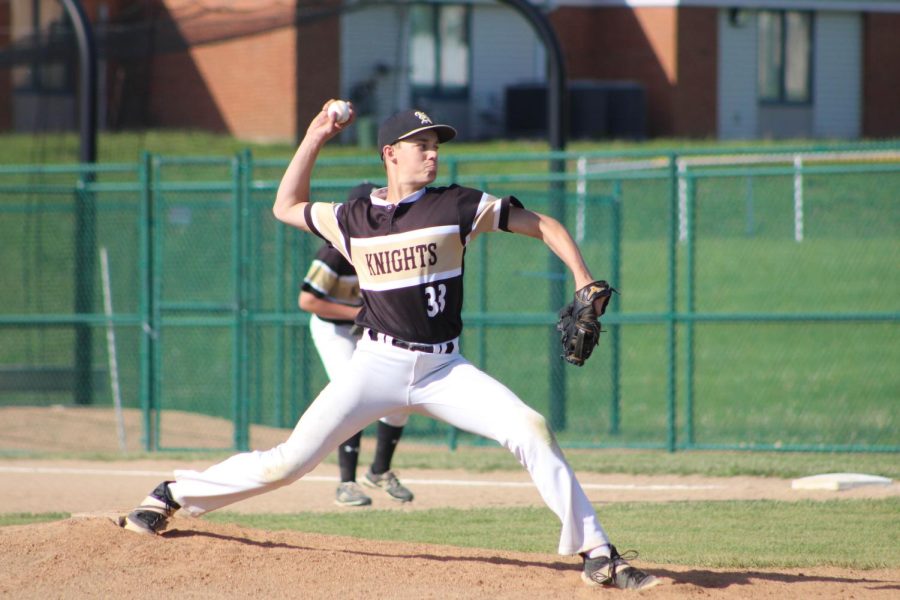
[301,244,362,325]
[302,184,522,343]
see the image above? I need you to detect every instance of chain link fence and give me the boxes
[1,146,898,453]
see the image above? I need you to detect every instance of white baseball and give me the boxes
[327,100,350,124]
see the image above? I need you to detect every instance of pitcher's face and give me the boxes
[389,130,440,187]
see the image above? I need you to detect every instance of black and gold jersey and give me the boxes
[300,244,362,326]
[303,184,522,343]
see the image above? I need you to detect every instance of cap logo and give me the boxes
[414,111,433,125]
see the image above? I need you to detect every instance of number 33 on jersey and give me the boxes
[425,284,447,317]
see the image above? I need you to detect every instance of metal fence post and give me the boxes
[74,177,96,405]
[685,174,697,447]
[609,181,623,435]
[241,149,253,447]
[273,178,287,428]
[232,151,251,451]
[666,153,679,452]
[150,154,163,451]
[139,152,154,451]
[548,157,567,431]
[794,154,804,242]
[677,159,688,243]
[63,0,98,407]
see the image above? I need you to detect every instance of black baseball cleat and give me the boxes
[581,545,662,590]
[362,469,414,503]
[122,481,181,535]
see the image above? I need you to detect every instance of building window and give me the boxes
[410,4,470,98]
[758,10,813,104]
[12,0,74,94]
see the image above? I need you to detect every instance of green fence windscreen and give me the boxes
[1,146,897,453]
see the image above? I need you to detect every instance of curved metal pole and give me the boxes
[59,0,98,405]
[59,0,97,163]
[498,0,567,152]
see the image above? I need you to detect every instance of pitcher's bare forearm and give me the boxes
[272,138,324,231]
[273,100,355,231]
[299,291,361,322]
[507,207,595,288]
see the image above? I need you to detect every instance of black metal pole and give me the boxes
[60,0,98,405]
[499,0,569,431]
[499,0,567,153]
[61,0,97,164]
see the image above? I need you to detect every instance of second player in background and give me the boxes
[299,182,414,507]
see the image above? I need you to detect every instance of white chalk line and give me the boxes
[0,465,723,491]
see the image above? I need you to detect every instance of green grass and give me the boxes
[5,499,896,569]
[0,131,296,165]
[0,512,68,527]
[392,446,900,479]
[6,131,897,165]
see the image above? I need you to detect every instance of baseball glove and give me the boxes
[557,280,615,367]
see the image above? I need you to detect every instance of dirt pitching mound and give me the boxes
[2,517,898,599]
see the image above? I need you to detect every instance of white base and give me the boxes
[791,473,893,491]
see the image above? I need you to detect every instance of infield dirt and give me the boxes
[1,406,897,599]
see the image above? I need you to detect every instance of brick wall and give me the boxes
[189,28,297,140]
[0,2,9,130]
[550,6,678,137]
[862,14,900,138]
[141,1,342,142]
[549,6,720,138]
[144,2,303,141]
[148,50,230,132]
[295,6,341,143]
[674,8,717,137]
[551,7,718,136]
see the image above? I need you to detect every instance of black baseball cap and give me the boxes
[377,109,457,157]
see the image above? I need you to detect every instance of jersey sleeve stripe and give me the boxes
[302,259,338,292]
[498,195,524,232]
[308,203,352,262]
[466,193,504,244]
[301,281,328,297]
[303,203,322,239]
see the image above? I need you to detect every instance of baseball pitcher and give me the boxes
[123,101,660,591]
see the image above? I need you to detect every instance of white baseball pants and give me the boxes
[308,315,408,427]
[169,335,610,555]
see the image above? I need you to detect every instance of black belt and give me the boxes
[366,328,455,354]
